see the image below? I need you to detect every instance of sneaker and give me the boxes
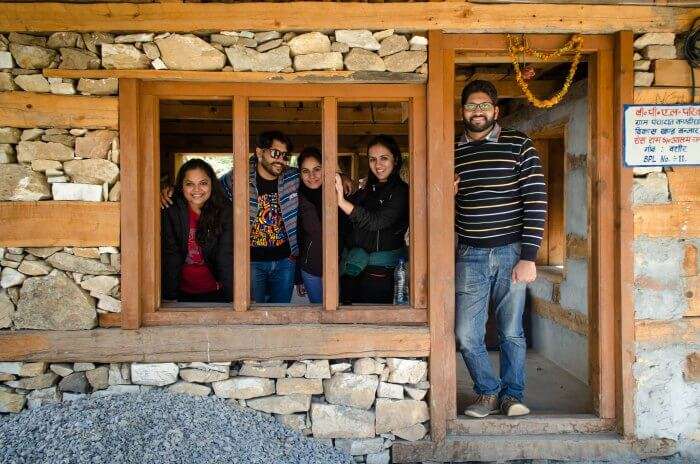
[464,394,499,418]
[500,395,530,417]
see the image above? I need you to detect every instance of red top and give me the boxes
[179,208,220,295]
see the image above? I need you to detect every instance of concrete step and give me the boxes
[448,414,615,435]
[392,433,638,463]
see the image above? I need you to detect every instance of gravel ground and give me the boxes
[0,391,355,464]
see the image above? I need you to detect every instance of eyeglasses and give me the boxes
[267,148,290,161]
[463,102,495,112]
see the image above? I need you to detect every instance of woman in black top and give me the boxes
[335,135,409,304]
[297,147,324,304]
[161,159,233,303]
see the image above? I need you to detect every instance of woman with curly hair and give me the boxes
[161,158,233,303]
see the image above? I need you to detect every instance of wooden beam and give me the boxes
[160,120,408,136]
[322,96,339,311]
[589,42,617,419]
[635,318,700,345]
[233,95,249,312]
[0,201,119,247]
[448,415,615,436]
[0,92,118,129]
[633,202,700,238]
[146,308,427,326]
[2,3,694,33]
[0,324,431,362]
[634,87,700,104]
[454,79,560,100]
[614,30,636,438]
[119,79,141,330]
[161,101,405,123]
[426,30,453,444]
[531,297,588,336]
[44,69,426,85]
[652,59,700,88]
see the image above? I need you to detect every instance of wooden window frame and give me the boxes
[119,81,427,328]
[425,32,635,442]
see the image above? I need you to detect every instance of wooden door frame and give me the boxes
[426,31,635,442]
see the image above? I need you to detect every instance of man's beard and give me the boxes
[260,158,285,178]
[463,115,495,134]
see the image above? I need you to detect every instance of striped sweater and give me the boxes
[219,159,300,256]
[454,125,547,262]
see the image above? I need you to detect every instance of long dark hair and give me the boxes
[174,158,228,245]
[366,134,403,186]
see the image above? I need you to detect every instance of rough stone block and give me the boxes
[6,372,59,390]
[375,398,429,433]
[179,368,228,384]
[310,403,375,439]
[0,390,26,413]
[274,413,308,433]
[288,32,331,56]
[51,183,102,201]
[634,33,676,49]
[86,366,109,391]
[27,386,61,409]
[304,359,331,379]
[387,358,427,384]
[155,34,226,71]
[212,376,275,399]
[276,378,323,395]
[335,30,380,51]
[643,45,676,60]
[130,363,179,386]
[246,393,311,415]
[335,437,384,456]
[633,172,670,204]
[239,360,287,378]
[323,373,378,409]
[366,450,391,464]
[294,52,343,71]
[377,381,404,399]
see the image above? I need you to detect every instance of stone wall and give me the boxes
[631,32,699,450]
[0,30,427,77]
[500,81,590,384]
[0,357,430,464]
[0,246,121,330]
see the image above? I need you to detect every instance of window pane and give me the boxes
[158,100,233,308]
[337,102,410,306]
[249,100,322,307]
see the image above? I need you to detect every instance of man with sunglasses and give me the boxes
[454,80,547,418]
[221,130,299,304]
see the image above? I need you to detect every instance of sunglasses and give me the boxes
[267,148,290,161]
[463,102,495,112]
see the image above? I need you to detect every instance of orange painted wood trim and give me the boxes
[0,91,118,129]
[0,201,119,247]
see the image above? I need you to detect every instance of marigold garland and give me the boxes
[507,34,583,109]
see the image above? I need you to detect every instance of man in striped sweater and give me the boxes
[454,80,547,418]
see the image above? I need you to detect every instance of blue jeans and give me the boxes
[251,258,295,304]
[301,269,323,304]
[455,242,527,401]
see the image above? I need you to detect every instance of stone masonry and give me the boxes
[0,357,430,464]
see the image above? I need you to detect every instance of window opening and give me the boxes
[336,101,411,307]
[158,99,233,308]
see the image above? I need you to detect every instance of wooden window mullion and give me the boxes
[233,95,249,311]
[322,97,339,311]
[409,94,428,308]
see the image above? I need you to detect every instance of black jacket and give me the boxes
[344,177,409,253]
[298,194,349,277]
[161,196,233,301]
[298,193,323,277]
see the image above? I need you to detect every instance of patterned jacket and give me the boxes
[220,157,300,256]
